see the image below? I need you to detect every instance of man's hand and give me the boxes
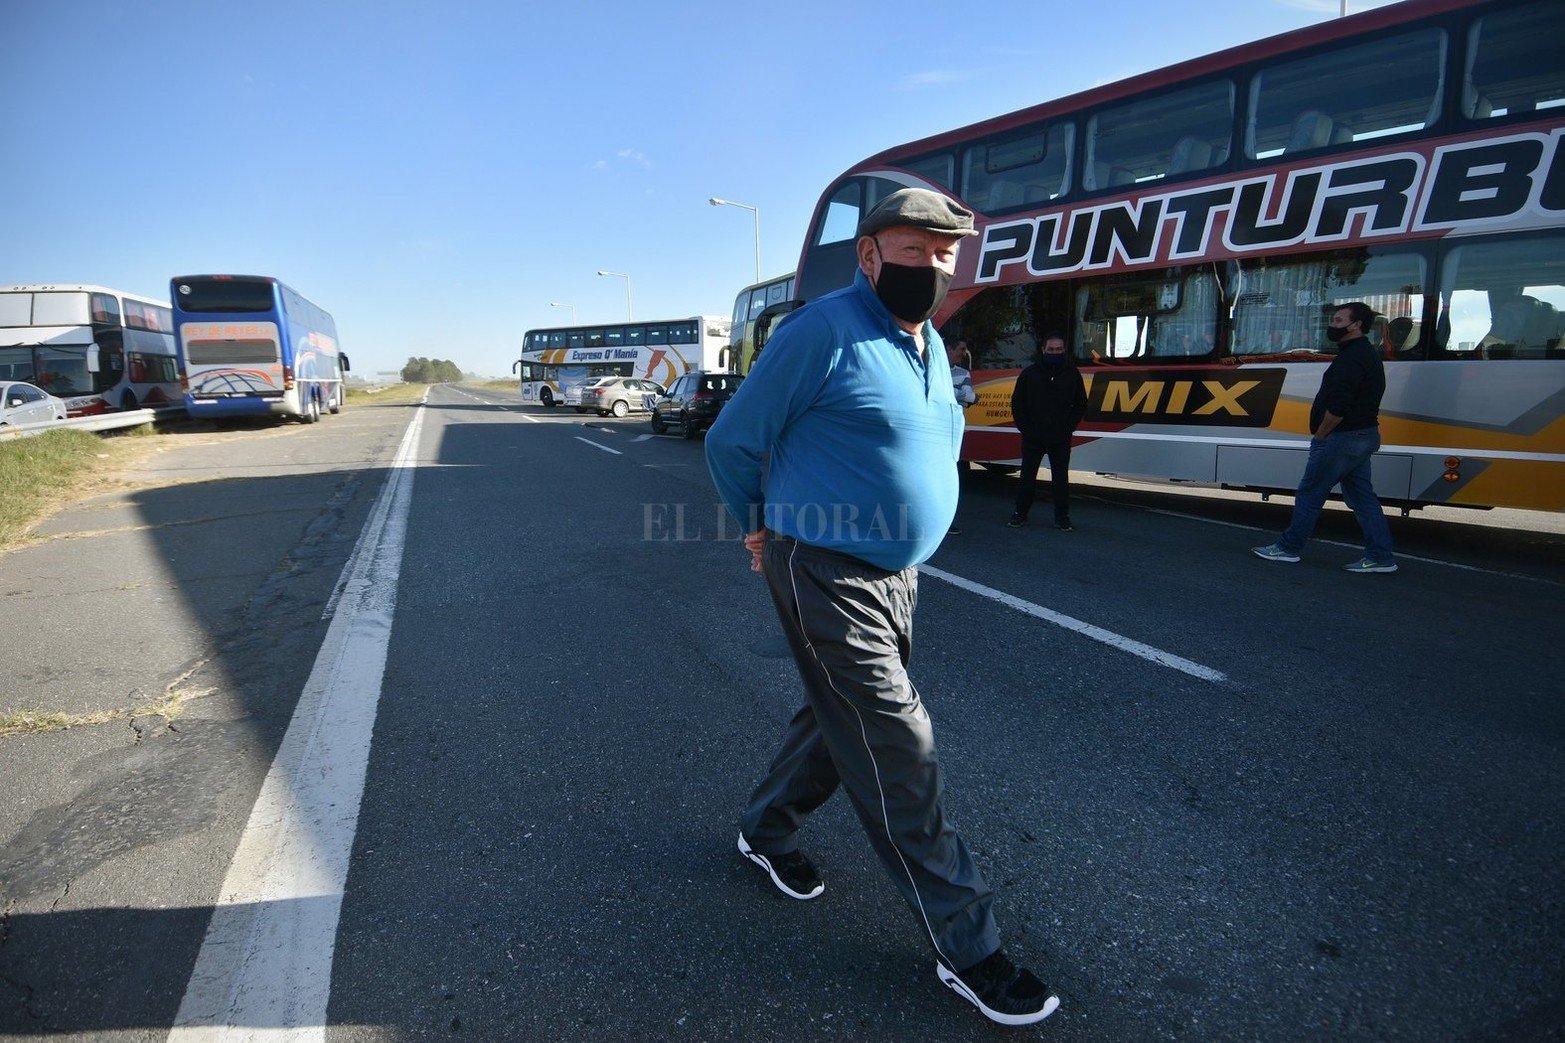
[743,528,768,573]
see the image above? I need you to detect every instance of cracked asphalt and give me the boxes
[1,384,1562,1041]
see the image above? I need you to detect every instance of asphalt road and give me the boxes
[1,383,1562,1041]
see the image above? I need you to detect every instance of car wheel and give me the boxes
[574,407,588,414]
[650,412,667,434]
[611,399,629,418]
[680,412,699,440]
[597,409,610,417]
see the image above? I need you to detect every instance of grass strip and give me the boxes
[0,429,110,548]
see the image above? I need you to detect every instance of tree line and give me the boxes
[400,357,464,383]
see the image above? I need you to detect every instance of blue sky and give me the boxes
[0,0,1396,379]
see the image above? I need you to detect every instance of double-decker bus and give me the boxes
[171,275,349,423]
[725,273,796,375]
[0,284,181,416]
[514,315,730,406]
[792,0,1565,512]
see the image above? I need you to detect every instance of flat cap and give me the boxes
[857,187,978,239]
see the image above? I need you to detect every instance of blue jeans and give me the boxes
[1277,427,1394,563]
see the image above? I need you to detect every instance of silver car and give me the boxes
[575,376,666,417]
[0,381,68,427]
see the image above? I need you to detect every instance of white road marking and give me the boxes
[170,396,427,1042]
[920,564,1228,683]
[631,434,653,442]
[574,436,621,455]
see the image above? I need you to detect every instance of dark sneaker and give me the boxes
[1007,513,1027,528]
[1054,520,1075,532]
[937,949,1059,1026]
[1252,543,1300,563]
[737,833,823,900]
[1343,557,1397,574]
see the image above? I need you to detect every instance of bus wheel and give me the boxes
[122,391,139,411]
[540,388,554,407]
[329,387,342,414]
[305,395,321,423]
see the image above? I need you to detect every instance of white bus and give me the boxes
[514,316,730,407]
[0,284,181,415]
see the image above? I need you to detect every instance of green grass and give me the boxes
[345,383,430,404]
[0,429,109,548]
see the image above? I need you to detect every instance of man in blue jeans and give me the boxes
[1253,301,1397,573]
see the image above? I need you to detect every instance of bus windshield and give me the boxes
[174,278,277,313]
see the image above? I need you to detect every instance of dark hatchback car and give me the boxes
[650,370,744,439]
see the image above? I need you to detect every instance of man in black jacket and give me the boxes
[1252,301,1397,573]
[1008,333,1088,531]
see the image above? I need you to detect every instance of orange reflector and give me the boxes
[1442,472,1460,483]
[1444,456,1461,469]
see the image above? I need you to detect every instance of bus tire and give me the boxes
[122,391,138,412]
[305,395,321,423]
[329,386,342,414]
[540,388,554,407]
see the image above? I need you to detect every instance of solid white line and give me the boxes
[170,397,426,1042]
[920,565,1228,683]
[574,436,621,455]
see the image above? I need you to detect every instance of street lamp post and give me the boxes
[549,301,576,324]
[596,271,632,321]
[709,197,761,284]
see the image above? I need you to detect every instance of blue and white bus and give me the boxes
[171,275,349,422]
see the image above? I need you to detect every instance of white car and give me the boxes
[0,381,68,427]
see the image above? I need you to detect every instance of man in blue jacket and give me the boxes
[1253,301,1397,572]
[705,188,1059,1027]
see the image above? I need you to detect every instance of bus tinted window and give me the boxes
[816,182,862,245]
[32,292,90,326]
[1249,29,1445,158]
[1076,267,1221,361]
[1464,1,1565,119]
[175,278,277,313]
[962,122,1073,213]
[1085,80,1232,189]
[90,293,120,325]
[1438,235,1565,359]
[1230,248,1426,356]
[902,152,955,192]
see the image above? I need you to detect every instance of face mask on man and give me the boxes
[872,240,953,325]
[1325,325,1350,343]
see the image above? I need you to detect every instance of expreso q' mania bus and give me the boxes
[788,0,1565,512]
[514,316,730,406]
[0,284,182,415]
[172,275,349,422]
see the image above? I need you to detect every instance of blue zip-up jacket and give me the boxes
[705,270,963,571]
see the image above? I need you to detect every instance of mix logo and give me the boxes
[1086,369,1287,427]
[976,130,1565,283]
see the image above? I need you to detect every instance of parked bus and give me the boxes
[0,284,181,416]
[171,275,349,423]
[514,315,730,406]
[791,0,1565,512]
[725,273,795,375]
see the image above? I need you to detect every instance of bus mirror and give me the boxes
[756,301,804,351]
[339,353,351,373]
[512,359,520,374]
[86,346,100,373]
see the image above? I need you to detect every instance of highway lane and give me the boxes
[1,383,1561,1040]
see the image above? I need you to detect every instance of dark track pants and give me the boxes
[739,536,1000,972]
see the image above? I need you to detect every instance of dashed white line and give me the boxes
[920,564,1228,683]
[574,436,622,455]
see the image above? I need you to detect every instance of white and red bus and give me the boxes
[0,284,181,416]
[791,0,1565,512]
[514,316,730,406]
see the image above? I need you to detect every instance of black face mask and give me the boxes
[1041,351,1066,365]
[872,250,953,325]
[1325,326,1350,343]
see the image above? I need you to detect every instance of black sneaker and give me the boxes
[1007,513,1027,528]
[1054,520,1075,532]
[737,833,824,900]
[936,949,1059,1026]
